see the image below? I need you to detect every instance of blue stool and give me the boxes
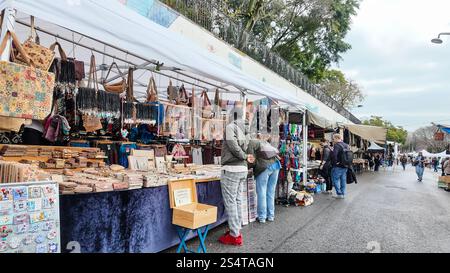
[175,225,210,253]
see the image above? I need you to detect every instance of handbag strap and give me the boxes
[179,84,188,100]
[0,10,4,32]
[200,91,211,107]
[214,89,220,105]
[103,61,126,84]
[87,53,99,91]
[126,67,134,102]
[49,41,67,61]
[0,30,34,67]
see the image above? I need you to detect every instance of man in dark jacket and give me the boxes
[331,133,350,199]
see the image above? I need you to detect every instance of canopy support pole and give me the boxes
[0,7,16,61]
[303,110,308,186]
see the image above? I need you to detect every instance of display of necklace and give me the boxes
[76,87,97,115]
[135,103,156,125]
[123,101,135,124]
[97,90,121,119]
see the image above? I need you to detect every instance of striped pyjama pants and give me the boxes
[220,170,248,237]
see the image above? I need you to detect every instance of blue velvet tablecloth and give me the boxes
[59,181,226,253]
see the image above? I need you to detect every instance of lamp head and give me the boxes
[431,38,443,44]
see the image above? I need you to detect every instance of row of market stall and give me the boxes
[0,0,388,253]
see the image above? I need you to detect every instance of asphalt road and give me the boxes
[166,164,450,253]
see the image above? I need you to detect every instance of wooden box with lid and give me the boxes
[168,179,217,229]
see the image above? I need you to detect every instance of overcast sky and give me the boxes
[337,0,450,132]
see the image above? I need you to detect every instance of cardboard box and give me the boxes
[438,176,450,183]
[168,179,217,229]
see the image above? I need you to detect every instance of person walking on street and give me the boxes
[400,154,408,171]
[248,134,281,223]
[219,107,254,246]
[331,134,352,199]
[432,158,439,172]
[319,139,333,194]
[414,152,426,182]
[374,154,381,172]
[441,158,448,176]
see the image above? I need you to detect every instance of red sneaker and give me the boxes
[218,233,243,246]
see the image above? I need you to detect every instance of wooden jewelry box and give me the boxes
[168,179,217,229]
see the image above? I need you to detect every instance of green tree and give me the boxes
[319,69,365,109]
[363,117,408,145]
[220,0,360,81]
[163,0,360,82]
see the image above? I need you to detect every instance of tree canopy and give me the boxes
[319,69,364,109]
[220,0,360,82]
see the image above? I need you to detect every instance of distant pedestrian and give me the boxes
[414,152,425,182]
[374,154,381,172]
[432,158,439,172]
[331,134,352,199]
[400,154,408,171]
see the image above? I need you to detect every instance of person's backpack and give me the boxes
[337,143,353,167]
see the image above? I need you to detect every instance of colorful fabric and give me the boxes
[0,61,55,120]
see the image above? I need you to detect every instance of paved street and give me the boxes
[167,165,450,253]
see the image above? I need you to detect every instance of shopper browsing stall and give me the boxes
[219,106,254,246]
[331,134,352,199]
[248,134,281,223]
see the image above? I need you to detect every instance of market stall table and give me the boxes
[59,178,225,253]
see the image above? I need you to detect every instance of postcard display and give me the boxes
[0,181,60,253]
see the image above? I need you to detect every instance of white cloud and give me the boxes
[359,78,394,88]
[365,83,444,96]
[349,0,450,57]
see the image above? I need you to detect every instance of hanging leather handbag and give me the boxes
[82,114,103,133]
[200,91,213,119]
[146,76,158,102]
[167,80,178,103]
[0,30,55,120]
[49,41,68,61]
[14,16,55,71]
[73,58,85,81]
[177,84,189,105]
[102,62,127,94]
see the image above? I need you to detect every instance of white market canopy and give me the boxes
[367,141,385,152]
[344,124,387,143]
[419,150,450,158]
[0,0,305,109]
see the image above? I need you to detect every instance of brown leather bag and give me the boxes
[201,91,213,119]
[103,62,127,94]
[146,76,158,102]
[167,80,178,103]
[177,84,189,105]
